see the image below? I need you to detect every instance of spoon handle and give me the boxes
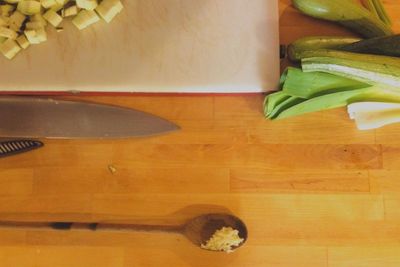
[0,221,184,234]
[93,223,183,233]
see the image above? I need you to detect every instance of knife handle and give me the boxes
[0,140,44,158]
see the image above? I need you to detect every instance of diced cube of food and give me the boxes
[24,29,41,44]
[0,26,17,39]
[17,0,42,15]
[62,5,78,17]
[76,0,97,11]
[51,0,68,12]
[30,13,47,26]
[41,0,57,9]
[36,27,47,42]
[0,0,125,59]
[16,34,30,49]
[0,38,21,59]
[25,21,43,30]
[0,17,8,27]
[95,0,123,23]
[8,11,26,31]
[72,9,99,30]
[0,5,15,17]
[43,9,62,27]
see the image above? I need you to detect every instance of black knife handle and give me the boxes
[0,140,44,158]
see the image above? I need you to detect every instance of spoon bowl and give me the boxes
[184,213,248,250]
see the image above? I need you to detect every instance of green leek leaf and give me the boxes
[282,67,368,98]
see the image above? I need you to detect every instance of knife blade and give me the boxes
[0,97,179,139]
[0,140,44,158]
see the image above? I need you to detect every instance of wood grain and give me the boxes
[1,0,400,266]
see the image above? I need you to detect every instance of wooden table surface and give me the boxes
[2,1,400,266]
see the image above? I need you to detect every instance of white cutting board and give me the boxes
[0,0,280,93]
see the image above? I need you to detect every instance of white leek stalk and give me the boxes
[348,102,400,130]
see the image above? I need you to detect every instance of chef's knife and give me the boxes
[0,139,43,158]
[0,97,179,139]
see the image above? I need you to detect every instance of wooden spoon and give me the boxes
[0,213,248,252]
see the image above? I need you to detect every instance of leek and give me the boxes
[373,0,392,26]
[288,36,361,62]
[282,67,368,98]
[292,0,393,38]
[301,50,400,89]
[348,102,400,130]
[348,102,400,119]
[290,35,400,60]
[264,67,400,120]
[361,0,380,20]
[263,0,400,124]
[267,97,305,119]
[276,86,400,120]
[341,34,400,57]
[264,91,291,117]
[362,0,392,26]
